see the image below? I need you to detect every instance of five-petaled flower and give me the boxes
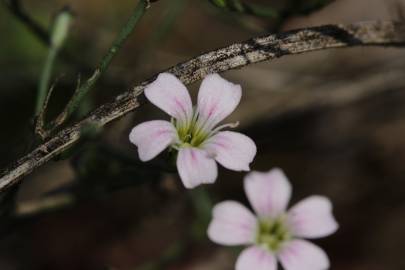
[207,168,338,270]
[129,73,257,189]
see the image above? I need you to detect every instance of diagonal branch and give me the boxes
[1,21,405,193]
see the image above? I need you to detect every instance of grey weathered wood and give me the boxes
[1,21,405,193]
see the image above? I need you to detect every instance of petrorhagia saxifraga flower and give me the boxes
[129,73,257,188]
[207,168,339,270]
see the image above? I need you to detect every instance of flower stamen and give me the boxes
[208,121,239,137]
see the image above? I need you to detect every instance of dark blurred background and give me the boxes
[1,0,405,269]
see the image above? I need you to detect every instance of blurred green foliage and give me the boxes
[0,5,45,65]
[209,0,277,18]
[208,0,334,25]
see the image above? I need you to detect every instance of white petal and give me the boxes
[278,240,330,270]
[176,147,218,189]
[129,120,178,161]
[244,168,292,218]
[197,74,242,130]
[207,201,257,246]
[287,196,338,239]
[144,73,193,124]
[236,246,277,270]
[203,131,257,171]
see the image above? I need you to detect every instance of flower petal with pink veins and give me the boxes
[129,120,178,161]
[207,201,257,246]
[176,147,218,188]
[287,196,338,239]
[278,240,330,270]
[197,74,242,131]
[236,246,277,270]
[244,168,292,218]
[203,131,256,171]
[144,73,193,125]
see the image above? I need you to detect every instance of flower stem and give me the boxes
[54,0,150,126]
[35,8,73,116]
[35,47,58,115]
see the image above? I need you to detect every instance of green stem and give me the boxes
[62,0,149,120]
[36,47,58,115]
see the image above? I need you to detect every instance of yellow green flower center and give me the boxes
[256,217,291,252]
[174,116,209,148]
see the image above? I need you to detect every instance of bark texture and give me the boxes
[1,21,405,193]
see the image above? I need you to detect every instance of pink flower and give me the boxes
[207,168,339,270]
[129,73,257,189]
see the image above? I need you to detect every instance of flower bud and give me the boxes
[51,8,73,50]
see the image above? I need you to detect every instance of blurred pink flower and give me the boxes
[208,168,338,270]
[129,73,256,188]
